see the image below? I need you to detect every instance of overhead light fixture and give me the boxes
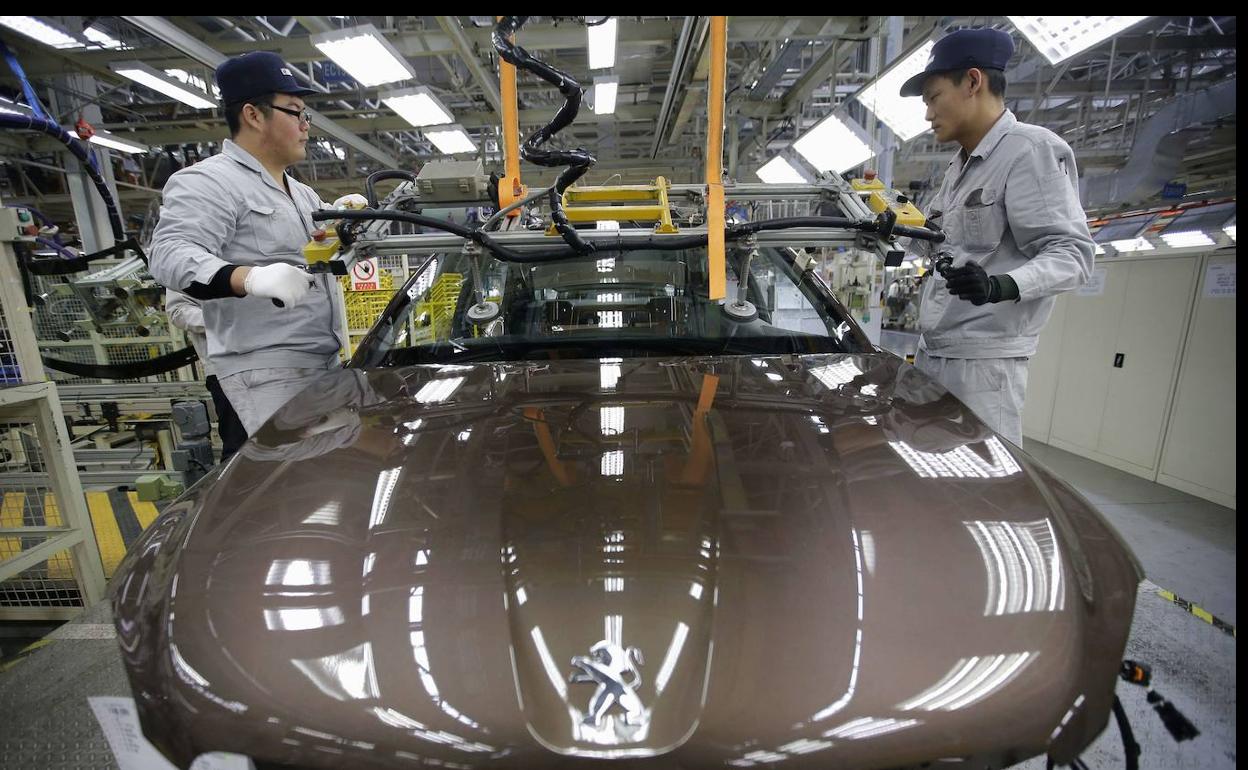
[587,17,618,70]
[793,113,876,174]
[311,23,414,87]
[84,129,149,154]
[1109,237,1154,253]
[0,16,86,49]
[855,39,937,141]
[423,124,477,155]
[164,68,221,100]
[382,86,454,127]
[1008,17,1150,65]
[1160,230,1215,248]
[1223,224,1236,241]
[756,156,807,184]
[592,76,619,115]
[596,220,620,230]
[109,61,218,110]
[0,96,31,116]
[84,25,125,50]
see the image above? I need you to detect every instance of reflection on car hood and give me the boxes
[111,354,1142,769]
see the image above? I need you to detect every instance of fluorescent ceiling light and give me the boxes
[109,61,217,109]
[423,124,476,155]
[85,129,149,154]
[318,140,346,160]
[0,16,85,49]
[855,39,936,141]
[1160,230,1215,248]
[1110,237,1154,252]
[793,113,875,174]
[382,86,454,127]
[756,156,807,184]
[592,76,619,115]
[0,96,31,116]
[1008,17,1150,65]
[1223,224,1236,241]
[587,17,618,70]
[84,25,125,49]
[164,68,221,99]
[311,24,414,87]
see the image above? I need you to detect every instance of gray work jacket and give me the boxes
[909,110,1095,358]
[149,140,344,378]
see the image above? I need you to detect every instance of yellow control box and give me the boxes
[302,236,341,265]
[850,177,927,227]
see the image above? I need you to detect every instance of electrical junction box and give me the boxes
[416,159,490,202]
[0,206,37,242]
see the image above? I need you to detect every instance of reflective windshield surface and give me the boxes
[352,246,870,367]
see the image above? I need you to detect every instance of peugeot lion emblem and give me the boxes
[569,641,646,727]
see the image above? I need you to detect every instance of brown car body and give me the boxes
[111,352,1142,769]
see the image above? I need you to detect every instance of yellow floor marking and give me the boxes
[1,492,25,568]
[126,491,161,530]
[85,491,126,577]
[41,494,74,580]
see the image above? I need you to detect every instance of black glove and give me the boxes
[945,260,1019,305]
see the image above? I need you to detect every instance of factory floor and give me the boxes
[0,444,1235,768]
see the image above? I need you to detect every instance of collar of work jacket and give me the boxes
[951,109,1016,176]
[222,138,295,194]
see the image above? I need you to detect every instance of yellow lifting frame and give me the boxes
[556,176,679,233]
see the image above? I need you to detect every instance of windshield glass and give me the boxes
[351,245,870,367]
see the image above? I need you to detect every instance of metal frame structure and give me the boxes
[0,16,1235,219]
[1,203,108,619]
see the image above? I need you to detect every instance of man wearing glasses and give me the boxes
[150,52,360,436]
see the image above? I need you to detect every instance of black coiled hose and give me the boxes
[365,169,419,208]
[0,113,125,243]
[492,16,597,255]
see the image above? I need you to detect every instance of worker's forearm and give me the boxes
[230,266,252,296]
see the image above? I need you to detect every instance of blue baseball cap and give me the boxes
[900,28,1016,97]
[215,51,317,105]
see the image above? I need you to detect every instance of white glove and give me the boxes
[244,263,311,308]
[331,193,369,210]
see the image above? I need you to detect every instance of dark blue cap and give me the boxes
[900,28,1016,97]
[215,51,317,105]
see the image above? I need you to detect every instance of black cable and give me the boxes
[1109,695,1142,770]
[0,113,125,242]
[364,169,418,208]
[492,16,597,255]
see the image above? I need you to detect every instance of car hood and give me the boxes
[111,353,1142,769]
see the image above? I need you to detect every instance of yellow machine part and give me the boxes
[551,177,679,234]
[302,236,341,265]
[850,177,928,227]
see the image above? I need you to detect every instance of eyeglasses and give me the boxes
[267,104,312,125]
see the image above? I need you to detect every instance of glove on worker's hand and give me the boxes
[945,260,1018,306]
[331,193,369,210]
[244,263,311,308]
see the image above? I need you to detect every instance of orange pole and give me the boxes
[705,16,728,300]
[497,17,526,216]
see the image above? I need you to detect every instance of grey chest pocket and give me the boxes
[960,187,1006,252]
[246,201,294,258]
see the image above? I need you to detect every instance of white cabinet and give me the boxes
[1098,257,1200,472]
[1157,252,1237,508]
[1044,255,1200,480]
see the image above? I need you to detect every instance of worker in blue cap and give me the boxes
[899,28,1095,445]
[149,51,366,436]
